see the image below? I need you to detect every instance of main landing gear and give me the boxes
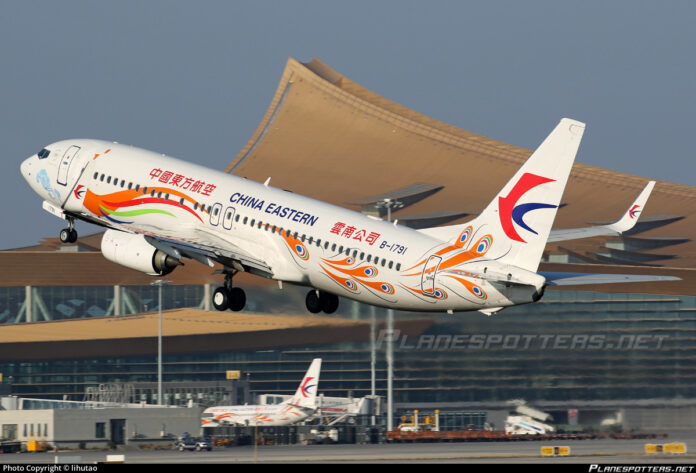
[213,272,246,312]
[305,290,339,315]
[59,218,77,244]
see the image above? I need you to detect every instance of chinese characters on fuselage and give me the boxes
[150,168,216,196]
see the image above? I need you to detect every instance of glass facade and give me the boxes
[1,289,694,406]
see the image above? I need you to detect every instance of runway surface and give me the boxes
[1,434,695,464]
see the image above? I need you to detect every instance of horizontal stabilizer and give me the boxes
[540,271,680,286]
[548,181,655,242]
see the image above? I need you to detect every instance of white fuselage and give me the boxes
[202,403,313,427]
[21,139,543,313]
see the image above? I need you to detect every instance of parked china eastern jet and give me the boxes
[20,118,677,315]
[201,358,321,427]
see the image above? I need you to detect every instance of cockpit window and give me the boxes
[37,148,50,159]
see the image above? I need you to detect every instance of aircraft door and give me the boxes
[222,206,236,230]
[420,255,442,297]
[209,202,223,226]
[57,145,81,186]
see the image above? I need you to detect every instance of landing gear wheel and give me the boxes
[60,218,77,243]
[59,228,77,244]
[228,287,246,312]
[212,287,229,311]
[305,290,322,314]
[321,292,339,314]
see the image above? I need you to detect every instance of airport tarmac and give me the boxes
[1,435,695,464]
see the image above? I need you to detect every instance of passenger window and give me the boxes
[250,219,255,226]
[331,243,336,251]
[360,252,365,260]
[389,261,393,269]
[243,217,248,224]
[100,174,105,182]
[127,182,132,190]
[135,184,140,191]
[180,198,185,205]
[396,263,401,271]
[93,172,98,179]
[106,176,111,184]
[367,255,372,263]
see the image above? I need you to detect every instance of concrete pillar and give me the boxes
[114,285,121,316]
[25,285,33,323]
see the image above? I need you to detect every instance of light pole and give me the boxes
[151,280,170,405]
[375,198,403,432]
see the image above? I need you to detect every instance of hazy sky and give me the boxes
[1,1,694,249]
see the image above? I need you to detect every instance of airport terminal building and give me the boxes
[2,58,695,431]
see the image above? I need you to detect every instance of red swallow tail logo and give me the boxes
[301,377,316,397]
[629,204,641,219]
[498,173,557,243]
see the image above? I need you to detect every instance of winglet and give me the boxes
[547,180,656,243]
[605,181,655,233]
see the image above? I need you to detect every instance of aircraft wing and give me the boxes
[547,181,655,242]
[145,226,274,277]
[540,271,680,286]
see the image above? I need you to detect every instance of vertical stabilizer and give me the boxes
[287,358,322,409]
[420,118,585,272]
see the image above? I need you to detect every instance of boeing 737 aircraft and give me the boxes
[201,358,321,427]
[20,118,677,315]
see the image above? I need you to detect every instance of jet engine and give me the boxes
[101,229,180,276]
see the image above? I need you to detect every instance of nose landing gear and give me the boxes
[305,290,339,315]
[59,218,77,244]
[213,271,246,312]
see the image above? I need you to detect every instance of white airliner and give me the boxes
[201,358,321,427]
[20,118,677,315]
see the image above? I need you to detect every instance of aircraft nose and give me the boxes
[20,156,35,182]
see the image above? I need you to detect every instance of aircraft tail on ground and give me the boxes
[421,118,585,272]
[287,358,322,409]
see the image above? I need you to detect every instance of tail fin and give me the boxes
[287,358,322,409]
[420,118,585,272]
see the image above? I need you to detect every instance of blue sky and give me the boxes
[1,1,694,249]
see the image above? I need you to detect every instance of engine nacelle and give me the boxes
[101,229,180,276]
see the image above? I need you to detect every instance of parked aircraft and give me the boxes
[201,358,321,427]
[20,118,677,315]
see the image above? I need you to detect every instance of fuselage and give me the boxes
[20,139,542,313]
[202,403,312,427]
